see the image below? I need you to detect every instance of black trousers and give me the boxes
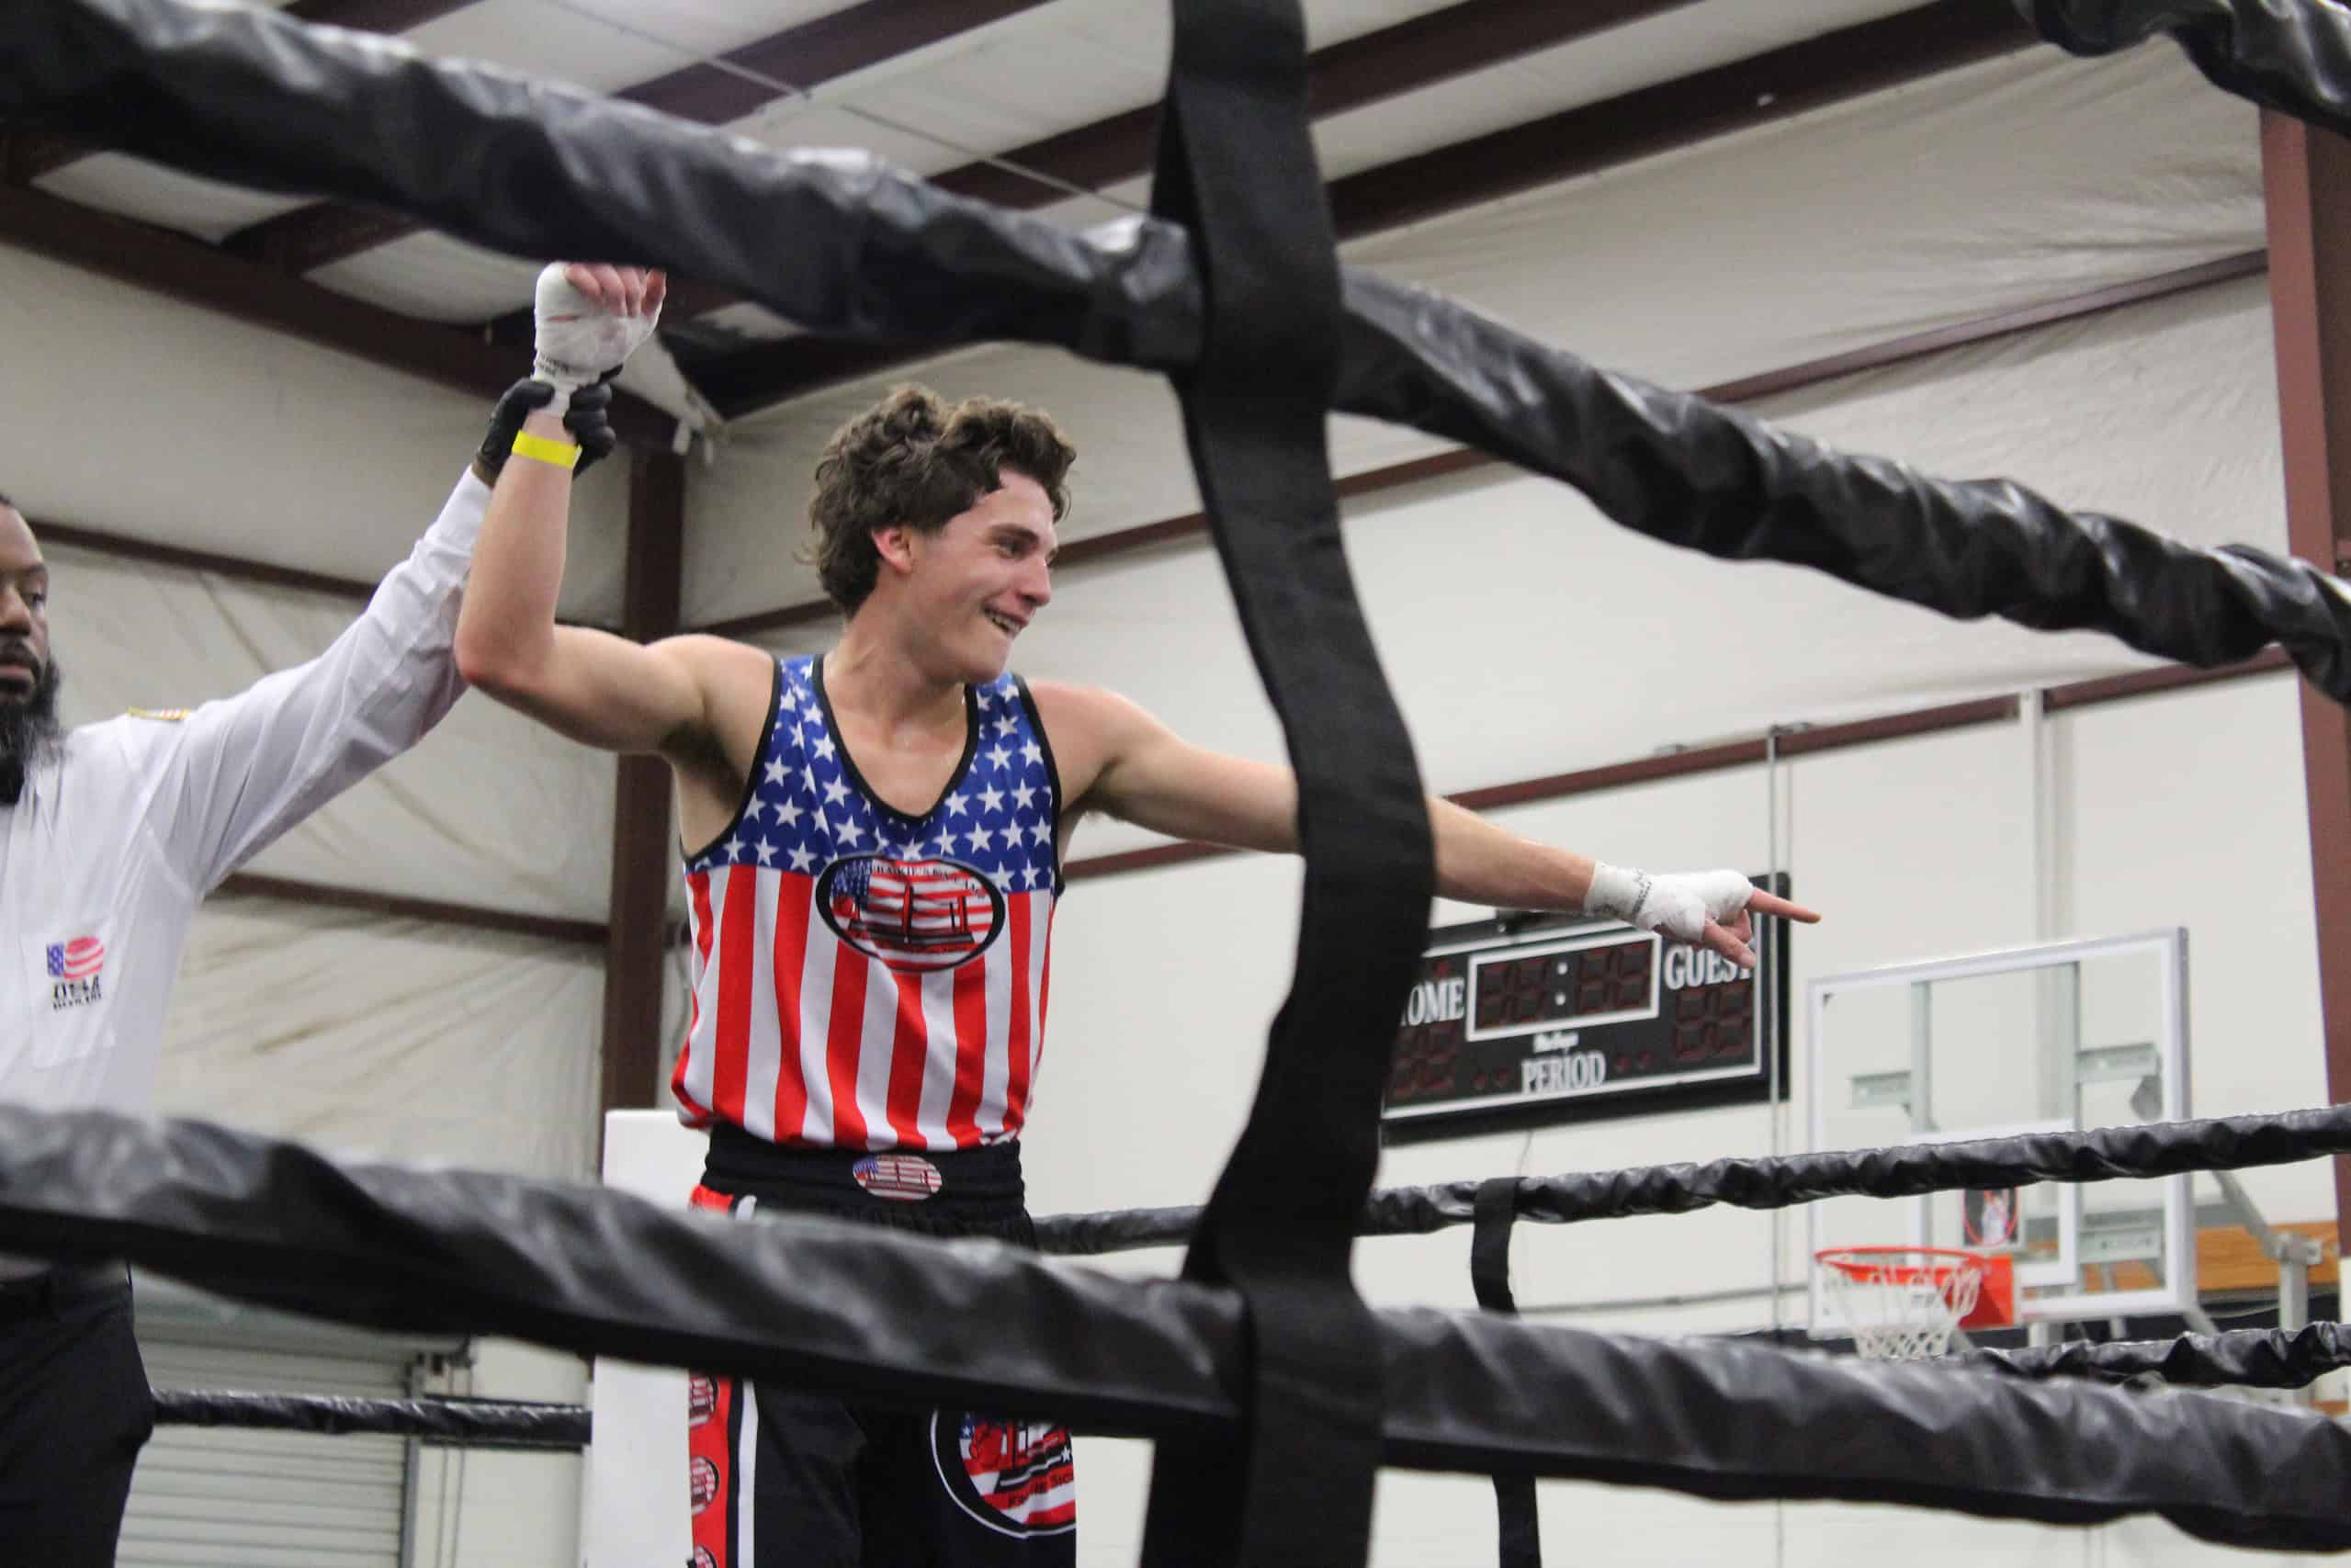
[0,1266,153,1567]
[689,1133,1077,1568]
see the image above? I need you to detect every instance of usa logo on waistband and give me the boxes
[853,1154,944,1202]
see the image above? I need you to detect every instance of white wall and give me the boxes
[411,1340,588,1568]
[1034,661,2325,1568]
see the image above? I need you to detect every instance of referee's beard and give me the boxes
[0,650,62,807]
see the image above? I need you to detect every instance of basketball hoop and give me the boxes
[1814,1246,1988,1360]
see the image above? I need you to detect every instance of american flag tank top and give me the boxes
[670,655,1062,1150]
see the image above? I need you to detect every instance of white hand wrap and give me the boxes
[1586,863,1755,942]
[530,264,660,414]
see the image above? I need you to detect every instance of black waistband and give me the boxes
[702,1123,1028,1227]
[0,1260,128,1324]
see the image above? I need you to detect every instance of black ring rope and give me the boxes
[0,1105,2342,1549]
[1953,1323,2351,1389]
[1033,1104,2351,1254]
[152,1390,590,1450]
[0,0,2345,1557]
[2025,0,2351,138]
[5,1,2351,699]
[142,1324,2351,1460]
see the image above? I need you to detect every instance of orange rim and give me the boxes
[1815,1246,1988,1287]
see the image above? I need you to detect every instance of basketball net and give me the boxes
[1816,1247,1985,1361]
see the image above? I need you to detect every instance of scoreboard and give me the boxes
[1382,874,1791,1140]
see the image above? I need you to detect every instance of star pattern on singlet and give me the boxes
[687,663,1058,892]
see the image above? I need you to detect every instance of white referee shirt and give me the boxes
[0,468,490,1121]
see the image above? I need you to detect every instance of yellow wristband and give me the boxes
[511,431,582,470]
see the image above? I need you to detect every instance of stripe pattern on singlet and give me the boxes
[670,656,1061,1151]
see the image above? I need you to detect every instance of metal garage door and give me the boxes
[119,1335,414,1568]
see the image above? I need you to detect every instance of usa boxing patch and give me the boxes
[852,1153,943,1201]
[816,854,1005,974]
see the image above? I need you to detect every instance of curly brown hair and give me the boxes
[804,386,1077,615]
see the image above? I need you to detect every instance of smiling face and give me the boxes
[876,469,1058,684]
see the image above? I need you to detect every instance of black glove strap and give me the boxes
[474,378,556,484]
[474,378,618,484]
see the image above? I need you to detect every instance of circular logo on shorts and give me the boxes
[688,1375,718,1426]
[689,1456,719,1514]
[929,1412,1077,1537]
[817,854,1005,973]
[694,1551,718,1568]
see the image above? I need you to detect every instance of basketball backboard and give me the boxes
[1806,930,2191,1332]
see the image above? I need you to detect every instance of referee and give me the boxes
[0,266,655,1563]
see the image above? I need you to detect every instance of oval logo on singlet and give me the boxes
[816,854,1006,974]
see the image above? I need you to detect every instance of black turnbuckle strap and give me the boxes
[1135,2,1435,1565]
[1472,1178,1543,1568]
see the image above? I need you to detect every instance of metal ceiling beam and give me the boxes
[2261,108,2351,1255]
[2,0,488,184]
[0,181,677,447]
[28,508,622,632]
[31,516,381,604]
[219,0,1054,277]
[686,0,2035,417]
[216,872,606,946]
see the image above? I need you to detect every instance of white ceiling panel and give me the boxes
[403,0,864,96]
[1022,175,1149,234]
[1297,0,1476,46]
[307,230,542,321]
[717,0,1475,181]
[676,299,801,343]
[1310,0,1926,180]
[531,0,887,62]
[31,154,311,243]
[723,0,1165,175]
[723,98,1017,183]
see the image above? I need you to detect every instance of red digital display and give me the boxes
[1472,933,1655,1034]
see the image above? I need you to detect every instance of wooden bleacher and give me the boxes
[2108,1220,2339,1294]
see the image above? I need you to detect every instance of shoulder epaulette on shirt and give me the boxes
[123,707,189,722]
